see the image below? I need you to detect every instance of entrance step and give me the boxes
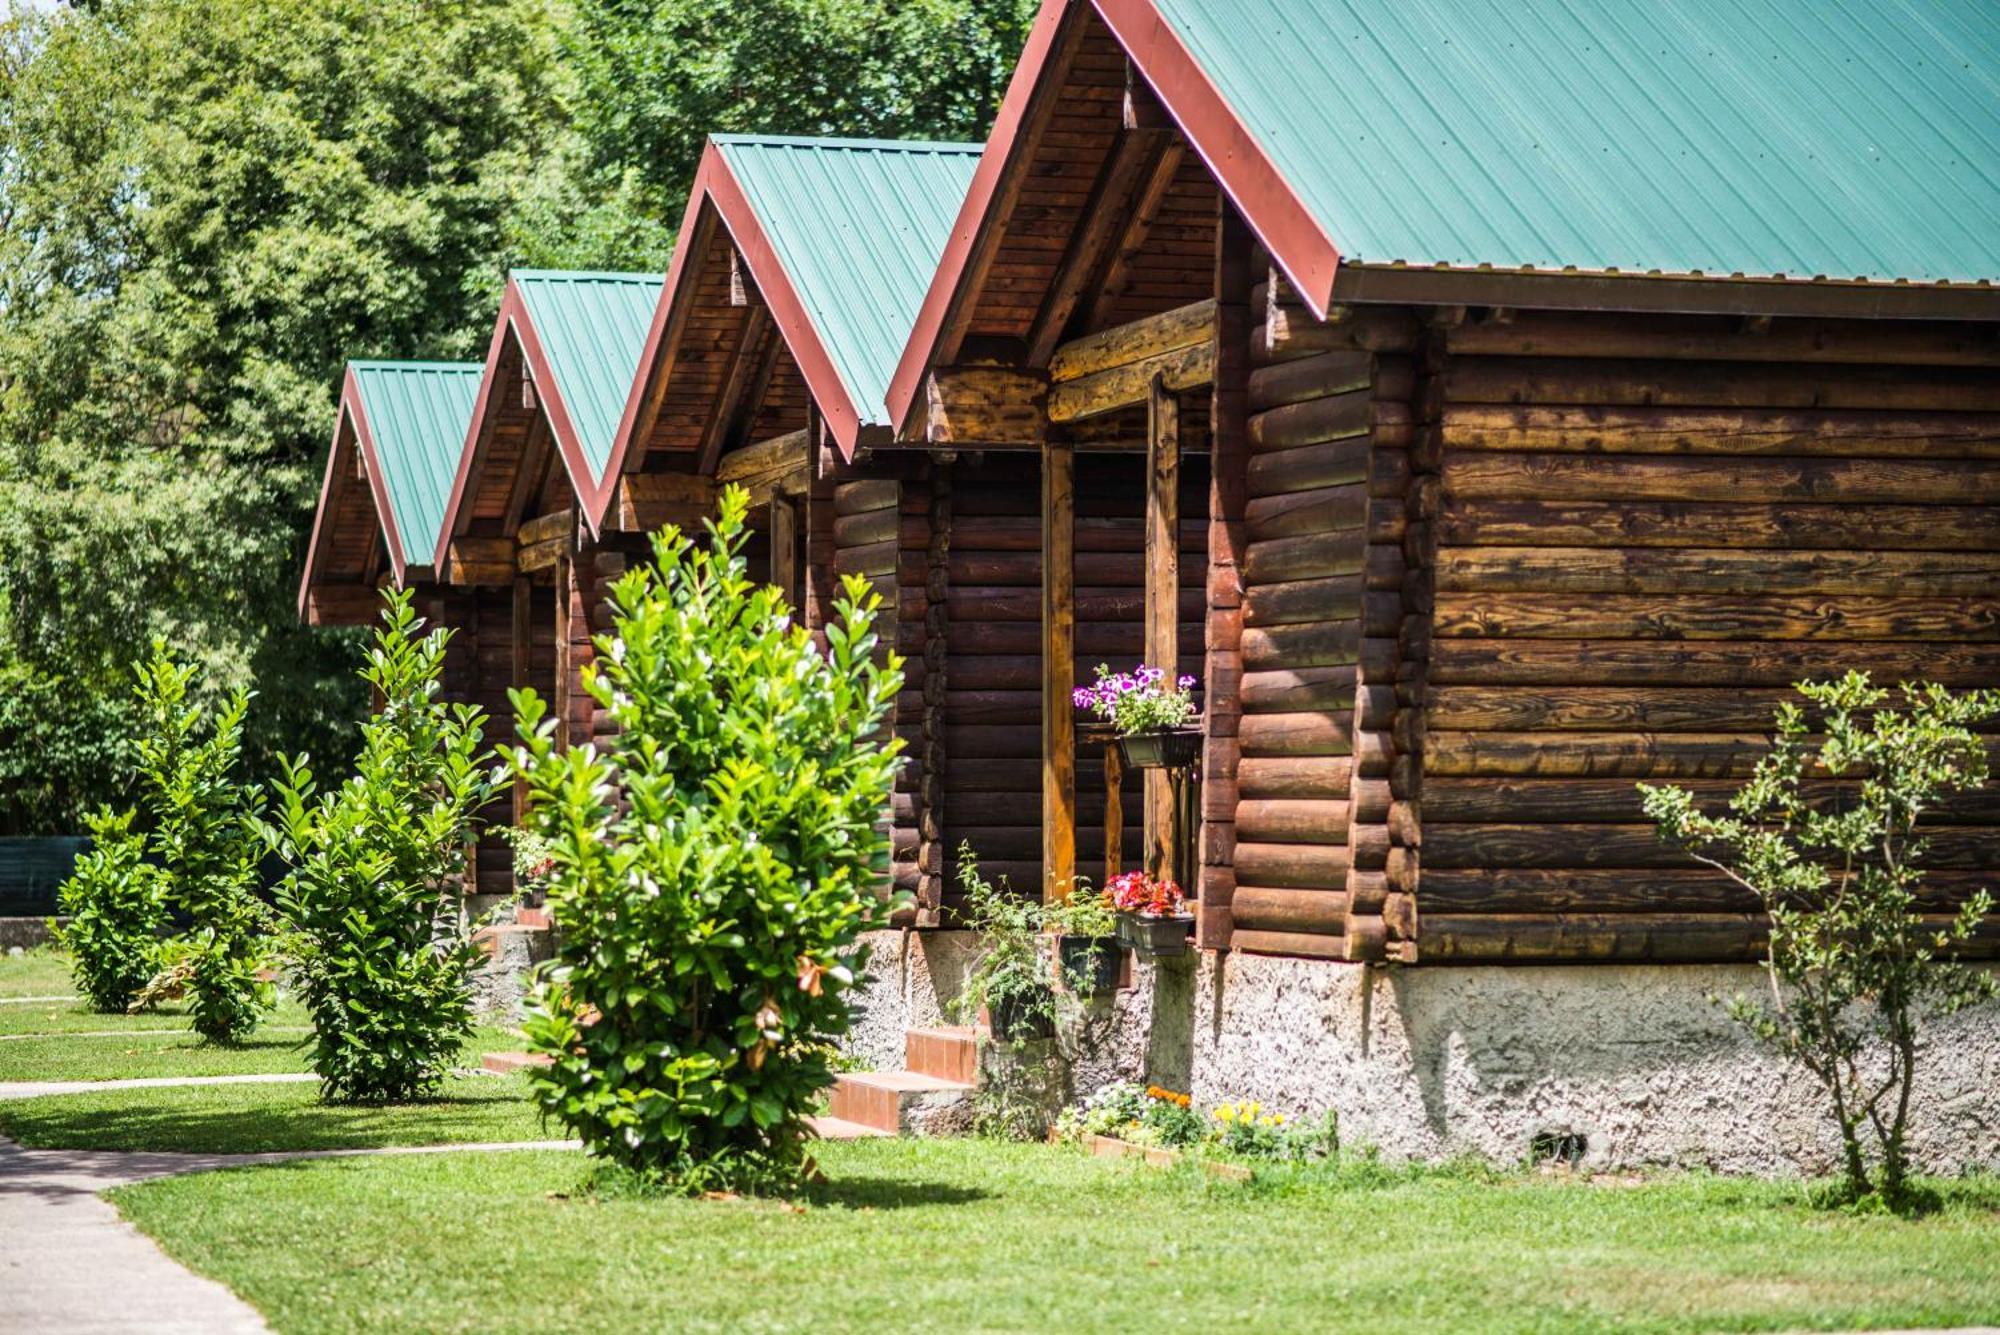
[905,1025,982,1084]
[806,1114,893,1141]
[827,1069,974,1135]
[482,1051,553,1075]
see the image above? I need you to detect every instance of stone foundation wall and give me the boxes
[844,931,2000,1176]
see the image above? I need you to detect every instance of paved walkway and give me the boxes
[0,1072,319,1101]
[0,1136,579,1333]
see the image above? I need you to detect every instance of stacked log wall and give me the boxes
[1418,311,2000,963]
[1223,287,1421,958]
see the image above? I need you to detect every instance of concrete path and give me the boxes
[0,1136,580,1333]
[0,1072,319,1101]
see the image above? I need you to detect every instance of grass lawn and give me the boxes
[0,1071,556,1152]
[0,947,76,997]
[110,1140,2000,1335]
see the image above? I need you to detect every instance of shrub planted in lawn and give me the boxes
[54,807,168,1012]
[268,591,495,1101]
[510,486,903,1189]
[130,641,272,1041]
[1642,673,2000,1212]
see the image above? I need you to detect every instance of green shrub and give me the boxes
[268,591,495,1101]
[510,487,903,1188]
[1642,673,2000,1211]
[54,807,168,1012]
[131,641,272,1042]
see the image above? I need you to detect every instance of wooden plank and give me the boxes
[1245,437,1372,498]
[1424,776,2000,825]
[1440,450,2000,505]
[1238,711,1354,758]
[1248,388,1375,452]
[1442,312,2000,367]
[1048,338,1214,423]
[444,536,515,586]
[697,306,775,474]
[1229,928,1352,959]
[1430,638,2000,688]
[1434,593,2000,642]
[769,495,798,604]
[1228,885,1348,933]
[1235,799,1351,845]
[1145,373,1179,879]
[1442,357,2000,412]
[1081,138,1185,332]
[1429,686,1815,732]
[717,429,810,485]
[1419,867,1998,914]
[1441,404,2000,457]
[1435,546,2000,597]
[615,473,715,531]
[1247,350,1374,412]
[1437,498,2000,552]
[1419,913,1768,963]
[1235,755,1353,799]
[1049,298,1216,382]
[1427,731,1779,779]
[925,367,1048,447]
[1232,841,1350,889]
[1042,438,1076,901]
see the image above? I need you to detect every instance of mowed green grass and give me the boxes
[0,1071,557,1152]
[112,1140,2000,1335]
[0,950,525,1083]
[0,947,76,997]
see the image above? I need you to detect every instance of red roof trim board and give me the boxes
[435,280,606,570]
[884,0,1341,437]
[297,365,415,619]
[596,140,865,532]
[883,0,1077,438]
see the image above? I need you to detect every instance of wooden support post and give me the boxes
[553,552,572,752]
[1144,372,1180,879]
[511,575,532,823]
[1103,743,1124,888]
[769,494,798,606]
[1041,438,1077,902]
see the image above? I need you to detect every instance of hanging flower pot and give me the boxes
[1057,934,1124,995]
[1117,912,1195,959]
[1116,724,1203,771]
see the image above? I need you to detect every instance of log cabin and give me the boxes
[298,359,541,895]
[598,135,1215,920]
[856,0,2000,1165]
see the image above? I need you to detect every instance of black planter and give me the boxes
[1116,725,1203,771]
[1057,934,1124,995]
[989,988,1056,1042]
[1117,912,1194,959]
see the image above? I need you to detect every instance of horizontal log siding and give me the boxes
[1223,286,1424,958]
[934,453,1208,909]
[834,476,918,912]
[1421,310,2000,964]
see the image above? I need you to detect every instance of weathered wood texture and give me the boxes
[1419,307,2000,964]
[934,451,1209,911]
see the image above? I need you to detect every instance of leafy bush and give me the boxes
[1048,885,1117,939]
[510,488,903,1188]
[268,592,495,1101]
[54,807,168,1012]
[1641,673,2000,1210]
[130,642,272,1042]
[951,848,1059,1040]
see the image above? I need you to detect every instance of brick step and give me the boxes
[515,907,553,930]
[905,1025,982,1084]
[827,1069,973,1135]
[482,1050,553,1075]
[806,1114,893,1141]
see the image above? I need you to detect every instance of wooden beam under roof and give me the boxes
[1081,138,1184,333]
[626,207,719,473]
[1025,124,1173,367]
[698,306,776,476]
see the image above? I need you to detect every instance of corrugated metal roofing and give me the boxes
[347,361,483,564]
[715,136,984,426]
[512,270,666,482]
[1148,0,2000,284]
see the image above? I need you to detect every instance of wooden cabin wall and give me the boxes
[422,582,556,897]
[1415,310,2000,963]
[1213,290,1422,961]
[916,452,1205,915]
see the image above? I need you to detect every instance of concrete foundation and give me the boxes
[841,930,2000,1176]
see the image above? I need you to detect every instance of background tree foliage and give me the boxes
[0,0,1031,833]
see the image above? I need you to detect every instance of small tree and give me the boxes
[1641,673,1999,1209]
[132,641,271,1042]
[54,807,168,1013]
[511,487,903,1188]
[268,591,495,1101]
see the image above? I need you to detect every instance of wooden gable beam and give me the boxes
[697,306,776,476]
[1024,124,1173,367]
[503,410,556,536]
[922,367,1048,447]
[1081,137,1184,333]
[1046,298,1216,423]
[626,207,719,475]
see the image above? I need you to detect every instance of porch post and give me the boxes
[1144,372,1180,880]
[1041,437,1076,902]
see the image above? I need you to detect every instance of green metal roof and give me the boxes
[715,136,984,427]
[1150,0,2000,284]
[512,270,666,482]
[347,361,483,564]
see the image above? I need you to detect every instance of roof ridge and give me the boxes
[712,133,986,154]
[510,268,665,284]
[348,359,484,373]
